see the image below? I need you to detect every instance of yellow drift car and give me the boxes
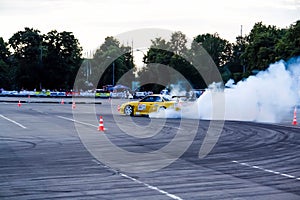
[119,94,179,116]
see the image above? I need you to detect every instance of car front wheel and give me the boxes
[124,105,133,116]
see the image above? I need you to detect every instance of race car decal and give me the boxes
[138,104,146,111]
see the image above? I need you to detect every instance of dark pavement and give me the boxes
[0,100,299,199]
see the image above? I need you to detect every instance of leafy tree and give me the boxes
[241,22,285,73]
[8,28,43,90]
[142,32,207,90]
[169,31,188,56]
[0,60,9,89]
[193,33,232,68]
[142,35,181,90]
[191,33,233,84]
[137,63,172,92]
[189,39,221,88]
[90,36,134,88]
[7,28,82,90]
[225,36,247,82]
[145,37,173,65]
[0,37,10,61]
[0,37,12,89]
[43,30,82,90]
[8,28,41,89]
[276,20,300,60]
[230,36,247,71]
[137,38,173,92]
[2,20,300,91]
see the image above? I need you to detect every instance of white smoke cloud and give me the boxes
[169,83,187,97]
[151,57,300,123]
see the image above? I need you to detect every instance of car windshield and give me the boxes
[140,96,162,102]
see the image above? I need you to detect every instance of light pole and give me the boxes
[85,59,91,82]
[107,56,115,86]
[136,49,148,72]
[112,61,115,86]
[136,49,147,63]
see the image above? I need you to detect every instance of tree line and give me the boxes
[139,20,300,91]
[0,28,83,90]
[0,20,299,92]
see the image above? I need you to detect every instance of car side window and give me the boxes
[141,96,153,102]
[140,96,165,102]
[149,97,155,102]
[154,96,162,102]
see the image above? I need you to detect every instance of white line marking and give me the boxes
[232,160,299,181]
[57,115,108,130]
[92,159,183,200]
[58,116,178,132]
[0,114,27,129]
[281,173,295,179]
[272,171,281,175]
[240,162,250,167]
[263,169,275,173]
[120,173,183,200]
[57,116,98,128]
[252,165,263,170]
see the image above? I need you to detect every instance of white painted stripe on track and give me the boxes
[120,173,183,200]
[92,159,183,200]
[58,116,184,199]
[0,114,27,129]
[57,116,181,134]
[232,160,300,181]
[281,173,295,179]
[57,116,98,128]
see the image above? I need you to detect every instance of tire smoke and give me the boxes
[151,57,300,123]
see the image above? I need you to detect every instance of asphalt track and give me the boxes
[0,99,299,199]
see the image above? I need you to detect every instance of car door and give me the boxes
[150,96,164,112]
[137,96,158,114]
[136,96,152,114]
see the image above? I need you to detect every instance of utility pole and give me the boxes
[240,25,243,37]
[241,25,246,74]
[112,61,115,86]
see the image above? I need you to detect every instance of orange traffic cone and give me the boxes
[292,107,297,125]
[117,105,120,112]
[98,116,105,131]
[61,99,64,104]
[18,100,22,107]
[72,101,76,109]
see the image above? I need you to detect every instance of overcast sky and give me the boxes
[1,0,299,54]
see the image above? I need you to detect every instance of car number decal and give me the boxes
[138,104,146,111]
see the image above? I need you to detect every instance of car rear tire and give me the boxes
[158,106,166,112]
[157,106,166,117]
[124,105,133,116]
